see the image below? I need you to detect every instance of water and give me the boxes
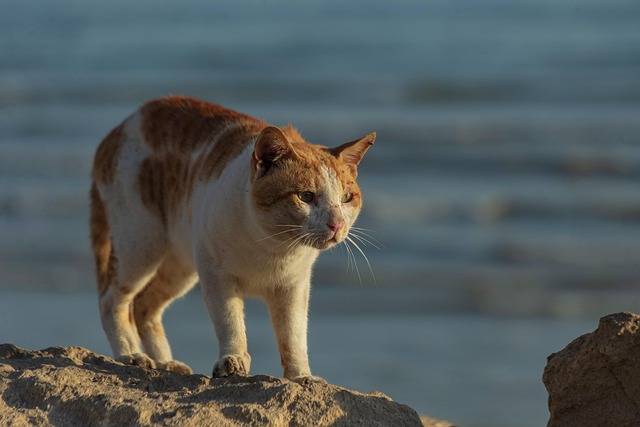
[1,0,640,425]
[2,0,640,297]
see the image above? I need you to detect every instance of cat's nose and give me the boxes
[327,220,344,234]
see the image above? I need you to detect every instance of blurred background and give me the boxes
[1,1,639,426]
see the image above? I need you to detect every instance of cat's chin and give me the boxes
[311,237,339,251]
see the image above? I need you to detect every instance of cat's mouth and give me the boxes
[309,233,340,250]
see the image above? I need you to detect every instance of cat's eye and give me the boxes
[298,191,315,203]
[342,192,354,203]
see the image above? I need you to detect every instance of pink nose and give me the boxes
[327,220,344,233]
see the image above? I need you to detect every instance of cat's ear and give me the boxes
[331,132,376,168]
[253,126,295,178]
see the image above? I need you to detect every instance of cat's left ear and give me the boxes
[331,132,376,168]
[253,126,296,179]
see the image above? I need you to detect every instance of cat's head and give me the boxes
[251,125,375,251]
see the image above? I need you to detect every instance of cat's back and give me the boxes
[138,96,265,154]
[92,97,267,233]
[93,96,268,184]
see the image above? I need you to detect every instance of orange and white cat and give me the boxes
[90,96,375,380]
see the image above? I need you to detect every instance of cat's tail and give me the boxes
[90,182,113,296]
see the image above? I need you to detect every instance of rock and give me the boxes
[543,312,640,427]
[0,344,423,426]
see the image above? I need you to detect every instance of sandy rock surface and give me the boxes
[543,312,640,427]
[0,344,424,426]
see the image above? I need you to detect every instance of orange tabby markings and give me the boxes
[251,140,362,212]
[92,123,124,185]
[199,119,265,181]
[138,154,192,228]
[135,97,268,224]
[140,96,261,154]
[89,183,116,296]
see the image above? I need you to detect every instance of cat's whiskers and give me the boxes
[350,226,374,232]
[349,231,381,250]
[345,243,355,273]
[268,224,308,249]
[340,241,352,272]
[346,234,376,284]
[342,239,361,284]
[314,230,328,247]
[275,230,305,250]
[302,234,316,248]
[286,232,311,251]
[349,228,382,247]
[255,228,300,242]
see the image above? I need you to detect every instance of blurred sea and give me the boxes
[1,1,640,426]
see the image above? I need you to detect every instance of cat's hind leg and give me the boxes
[133,252,197,375]
[93,184,167,369]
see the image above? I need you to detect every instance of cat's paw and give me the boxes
[291,375,326,385]
[157,360,193,375]
[117,353,156,369]
[212,354,250,377]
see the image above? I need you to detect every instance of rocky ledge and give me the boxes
[0,344,436,426]
[544,312,640,427]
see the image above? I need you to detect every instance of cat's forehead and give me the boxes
[291,143,355,189]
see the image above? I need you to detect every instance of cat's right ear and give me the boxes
[253,126,294,179]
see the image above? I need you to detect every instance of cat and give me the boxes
[90,96,375,380]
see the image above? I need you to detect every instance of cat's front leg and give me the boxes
[266,280,324,383]
[199,262,251,377]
